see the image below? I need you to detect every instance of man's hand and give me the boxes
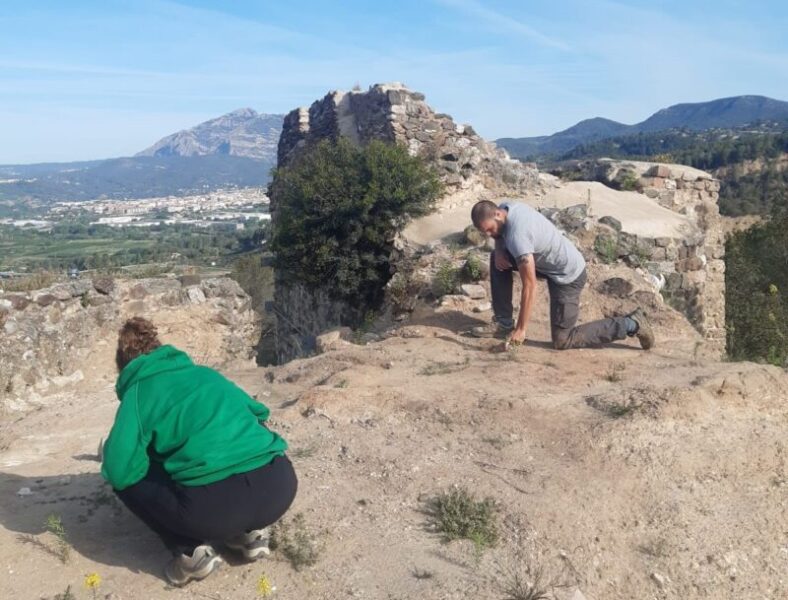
[508,328,527,345]
[494,249,512,271]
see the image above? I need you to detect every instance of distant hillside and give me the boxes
[0,155,272,205]
[496,117,630,158]
[137,108,283,161]
[497,95,788,160]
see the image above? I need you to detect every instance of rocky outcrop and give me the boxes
[137,108,283,161]
[0,276,258,410]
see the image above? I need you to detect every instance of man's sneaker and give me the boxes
[224,528,271,561]
[628,308,655,350]
[469,319,514,339]
[165,545,222,586]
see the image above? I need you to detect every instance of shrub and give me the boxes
[593,235,618,264]
[617,170,641,191]
[426,487,498,550]
[461,253,485,282]
[270,139,442,320]
[432,261,460,297]
[270,513,322,571]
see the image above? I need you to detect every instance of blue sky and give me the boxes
[1,0,786,163]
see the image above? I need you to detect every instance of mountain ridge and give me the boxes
[497,94,788,159]
[136,108,284,161]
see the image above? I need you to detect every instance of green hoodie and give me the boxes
[101,345,287,491]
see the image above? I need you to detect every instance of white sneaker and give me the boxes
[164,544,222,586]
[224,528,271,561]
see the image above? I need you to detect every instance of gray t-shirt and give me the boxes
[499,201,585,284]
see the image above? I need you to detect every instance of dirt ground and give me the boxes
[1,283,787,600]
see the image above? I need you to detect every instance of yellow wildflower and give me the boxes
[84,572,101,589]
[257,574,275,597]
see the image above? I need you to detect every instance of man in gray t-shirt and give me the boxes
[469,200,655,350]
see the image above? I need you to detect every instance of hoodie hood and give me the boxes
[115,345,193,399]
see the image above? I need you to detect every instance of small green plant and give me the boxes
[632,243,653,265]
[352,310,377,343]
[45,514,70,563]
[419,357,470,376]
[432,261,460,297]
[425,487,498,551]
[53,585,77,600]
[461,253,484,282]
[500,571,551,600]
[412,568,434,580]
[270,513,322,571]
[594,235,618,264]
[637,537,668,558]
[80,291,90,308]
[334,379,349,388]
[603,363,625,382]
[386,271,412,312]
[289,445,317,460]
[618,171,641,191]
[585,395,636,418]
[499,560,569,600]
[481,436,510,450]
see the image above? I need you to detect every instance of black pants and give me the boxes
[116,455,298,556]
[489,251,628,349]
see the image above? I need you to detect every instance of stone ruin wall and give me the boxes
[0,275,258,411]
[584,160,726,354]
[277,83,540,197]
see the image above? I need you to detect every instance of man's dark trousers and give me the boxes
[489,251,629,349]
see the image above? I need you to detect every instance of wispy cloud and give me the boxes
[0,59,172,78]
[433,0,571,51]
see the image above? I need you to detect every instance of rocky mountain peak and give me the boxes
[137,108,284,161]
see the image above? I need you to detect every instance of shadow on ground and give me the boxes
[0,470,169,580]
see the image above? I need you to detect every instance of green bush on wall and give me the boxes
[270,138,442,316]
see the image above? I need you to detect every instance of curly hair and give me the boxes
[116,317,161,371]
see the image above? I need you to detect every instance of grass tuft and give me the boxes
[425,487,498,551]
[270,513,321,571]
[44,514,70,563]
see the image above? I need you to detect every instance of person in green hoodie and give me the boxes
[101,317,297,586]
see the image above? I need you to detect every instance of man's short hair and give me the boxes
[471,200,498,228]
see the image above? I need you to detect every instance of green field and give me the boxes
[0,221,266,272]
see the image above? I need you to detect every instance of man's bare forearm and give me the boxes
[516,281,535,333]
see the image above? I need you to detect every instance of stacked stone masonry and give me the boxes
[277,83,539,192]
[588,160,726,354]
[0,276,258,408]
